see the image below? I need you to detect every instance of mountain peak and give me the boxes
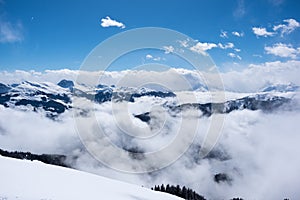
[57,79,74,89]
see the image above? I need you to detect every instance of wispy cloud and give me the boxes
[218,42,234,49]
[268,0,285,6]
[178,39,189,48]
[163,46,174,54]
[273,18,300,36]
[233,0,246,18]
[0,19,23,43]
[253,54,262,58]
[252,27,275,37]
[232,31,244,37]
[100,16,125,29]
[220,30,228,38]
[228,52,242,60]
[265,43,300,59]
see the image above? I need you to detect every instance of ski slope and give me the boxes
[0,156,181,200]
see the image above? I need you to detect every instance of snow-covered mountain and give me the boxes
[0,79,295,118]
[0,156,181,200]
[0,77,299,199]
[260,82,299,93]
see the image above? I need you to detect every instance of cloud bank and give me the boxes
[1,60,299,92]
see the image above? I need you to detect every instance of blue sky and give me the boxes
[0,0,299,71]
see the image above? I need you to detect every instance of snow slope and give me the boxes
[0,156,181,200]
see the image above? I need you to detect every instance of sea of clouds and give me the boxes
[0,60,300,199]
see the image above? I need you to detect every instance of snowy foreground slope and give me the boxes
[0,156,181,200]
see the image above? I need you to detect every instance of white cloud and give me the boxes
[220,30,228,38]
[145,54,163,61]
[253,18,299,38]
[163,45,174,54]
[100,16,125,29]
[273,18,300,36]
[145,54,153,59]
[180,39,237,56]
[234,48,241,52]
[218,42,234,49]
[0,19,23,43]
[265,43,300,59]
[232,31,244,37]
[228,52,242,60]
[190,42,217,55]
[252,27,275,37]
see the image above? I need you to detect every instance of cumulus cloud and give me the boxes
[220,30,228,38]
[179,39,237,56]
[145,54,153,59]
[232,31,244,37]
[273,18,300,36]
[265,43,300,59]
[252,27,275,37]
[190,42,218,55]
[253,19,299,38]
[100,16,125,29]
[0,19,23,43]
[146,54,162,61]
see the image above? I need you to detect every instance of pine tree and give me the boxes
[176,184,182,197]
[161,184,165,192]
[166,184,170,193]
[182,186,187,199]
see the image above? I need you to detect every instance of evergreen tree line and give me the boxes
[151,184,206,200]
[151,184,290,200]
[0,148,69,167]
